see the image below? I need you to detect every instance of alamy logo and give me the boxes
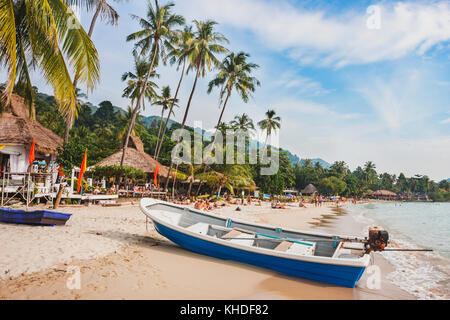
[366,265,381,290]
[67,5,82,30]
[366,5,381,30]
[66,266,81,290]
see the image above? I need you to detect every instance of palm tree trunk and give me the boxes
[194,90,231,196]
[137,42,159,112]
[121,43,159,166]
[63,115,74,143]
[155,108,165,155]
[88,3,103,37]
[63,3,102,143]
[164,58,202,191]
[154,58,186,161]
[120,100,138,166]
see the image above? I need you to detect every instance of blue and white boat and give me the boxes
[140,199,378,288]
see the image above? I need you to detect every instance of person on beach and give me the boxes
[247,195,252,206]
[93,185,101,195]
[299,200,307,208]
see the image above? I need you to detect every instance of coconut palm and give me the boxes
[230,113,255,135]
[153,85,179,157]
[364,161,377,185]
[120,52,159,165]
[117,106,145,140]
[127,0,184,119]
[208,52,260,139]
[64,0,122,142]
[258,109,281,147]
[154,25,193,162]
[163,19,229,190]
[196,165,255,196]
[0,0,100,120]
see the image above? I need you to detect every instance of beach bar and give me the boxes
[93,135,170,198]
[0,94,62,205]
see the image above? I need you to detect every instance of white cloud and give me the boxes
[441,118,450,124]
[178,0,450,67]
[273,71,332,96]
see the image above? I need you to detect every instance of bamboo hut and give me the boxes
[0,94,62,174]
[93,135,170,179]
[300,184,318,195]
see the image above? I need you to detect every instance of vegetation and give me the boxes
[2,1,448,202]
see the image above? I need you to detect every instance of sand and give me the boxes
[0,201,415,300]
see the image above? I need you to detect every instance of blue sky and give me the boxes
[12,0,450,180]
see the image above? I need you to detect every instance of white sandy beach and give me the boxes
[0,201,414,299]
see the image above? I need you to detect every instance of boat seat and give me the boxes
[222,228,255,246]
[185,222,210,235]
[274,240,315,256]
[274,241,293,251]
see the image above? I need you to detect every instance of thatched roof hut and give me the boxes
[93,135,170,178]
[300,184,318,195]
[373,190,397,197]
[0,94,63,154]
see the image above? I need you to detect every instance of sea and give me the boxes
[347,202,450,300]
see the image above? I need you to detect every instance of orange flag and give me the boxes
[29,138,36,165]
[154,163,160,188]
[77,149,87,194]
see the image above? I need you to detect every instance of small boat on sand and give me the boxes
[140,199,389,288]
[0,208,72,226]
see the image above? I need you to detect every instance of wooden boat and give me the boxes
[140,199,376,288]
[0,208,72,226]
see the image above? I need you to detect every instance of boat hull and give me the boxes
[0,208,72,226]
[153,221,366,288]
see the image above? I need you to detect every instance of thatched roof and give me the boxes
[300,184,318,194]
[373,190,397,197]
[94,135,170,177]
[0,94,63,154]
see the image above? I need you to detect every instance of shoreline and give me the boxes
[342,203,450,300]
[0,201,414,299]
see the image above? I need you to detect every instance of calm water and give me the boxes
[350,202,450,299]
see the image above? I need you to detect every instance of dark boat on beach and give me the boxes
[0,208,72,226]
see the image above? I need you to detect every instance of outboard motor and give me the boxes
[366,227,389,253]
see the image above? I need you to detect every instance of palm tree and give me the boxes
[64,0,122,142]
[127,0,184,122]
[364,161,377,185]
[230,113,255,135]
[154,25,193,162]
[208,52,260,139]
[153,85,179,157]
[117,106,144,139]
[120,52,159,165]
[258,109,281,147]
[331,161,349,179]
[163,19,228,191]
[0,0,100,121]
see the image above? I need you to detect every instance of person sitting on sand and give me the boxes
[205,200,213,211]
[256,200,262,206]
[299,200,307,208]
[194,200,203,210]
[235,206,241,211]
